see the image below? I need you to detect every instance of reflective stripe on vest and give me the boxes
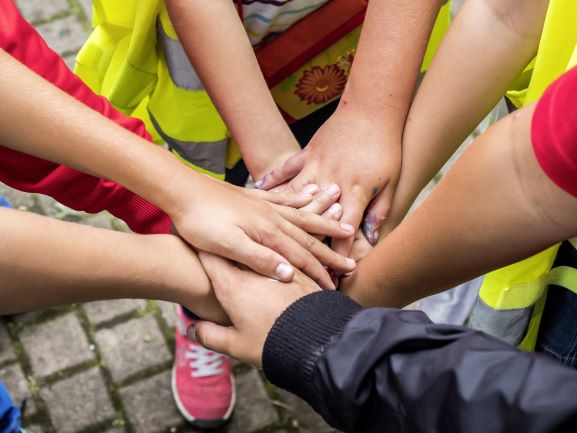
[469,0,577,351]
[149,114,227,176]
[157,22,204,91]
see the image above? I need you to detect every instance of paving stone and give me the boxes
[34,194,60,217]
[12,307,64,325]
[16,0,69,22]
[81,212,114,230]
[84,299,146,325]
[40,367,115,433]
[0,322,15,364]
[78,0,93,22]
[34,15,87,55]
[20,314,94,377]
[95,316,171,382]
[0,183,36,211]
[157,301,177,328]
[228,370,278,432]
[22,424,46,433]
[0,364,32,407]
[277,389,333,433]
[119,370,183,433]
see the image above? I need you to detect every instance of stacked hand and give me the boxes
[191,252,320,368]
[170,173,354,289]
[254,107,401,260]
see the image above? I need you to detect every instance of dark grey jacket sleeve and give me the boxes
[263,291,577,433]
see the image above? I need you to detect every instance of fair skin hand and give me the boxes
[0,207,227,323]
[342,103,577,307]
[0,50,356,289]
[164,0,300,179]
[192,102,577,369]
[191,253,320,369]
[368,0,550,242]
[255,0,444,256]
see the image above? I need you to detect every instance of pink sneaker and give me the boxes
[172,307,236,428]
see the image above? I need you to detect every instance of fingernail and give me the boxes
[328,203,342,217]
[340,222,355,233]
[345,258,357,268]
[302,184,319,195]
[363,220,379,246]
[187,326,197,342]
[254,178,265,189]
[275,263,294,280]
[325,183,340,197]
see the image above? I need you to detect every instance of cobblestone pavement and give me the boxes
[1,1,339,432]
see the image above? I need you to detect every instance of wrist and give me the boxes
[236,123,300,179]
[339,85,407,135]
[149,234,212,304]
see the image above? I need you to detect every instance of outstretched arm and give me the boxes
[372,0,549,238]
[0,49,356,289]
[0,207,225,323]
[345,66,577,307]
[164,0,300,178]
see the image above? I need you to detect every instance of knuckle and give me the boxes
[303,233,318,251]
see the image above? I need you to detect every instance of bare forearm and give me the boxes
[345,105,577,307]
[390,0,549,224]
[165,0,299,177]
[0,207,218,318]
[340,0,442,134]
[0,50,202,219]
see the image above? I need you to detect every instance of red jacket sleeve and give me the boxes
[532,65,577,199]
[0,0,171,234]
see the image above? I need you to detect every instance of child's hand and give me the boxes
[254,107,401,260]
[192,252,321,369]
[170,175,356,290]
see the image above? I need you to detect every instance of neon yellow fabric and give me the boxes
[479,0,577,351]
[76,1,450,177]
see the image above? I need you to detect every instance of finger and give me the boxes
[362,185,395,245]
[190,322,239,359]
[331,193,367,260]
[227,233,296,283]
[254,150,307,190]
[322,202,343,220]
[264,232,335,289]
[247,187,315,208]
[277,224,357,276]
[300,183,341,215]
[273,205,355,239]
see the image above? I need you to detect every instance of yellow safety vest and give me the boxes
[467,0,577,351]
[76,0,450,179]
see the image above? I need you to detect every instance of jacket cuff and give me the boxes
[111,190,173,235]
[263,291,362,399]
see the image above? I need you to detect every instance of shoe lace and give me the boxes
[185,344,225,378]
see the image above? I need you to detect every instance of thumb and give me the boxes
[255,150,307,190]
[362,185,395,246]
[190,322,238,358]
